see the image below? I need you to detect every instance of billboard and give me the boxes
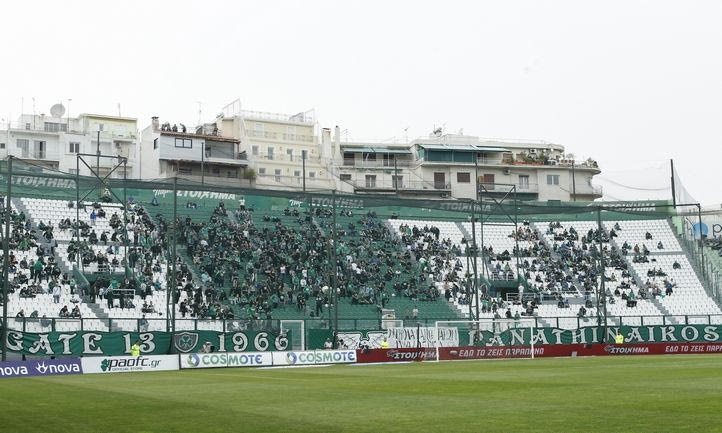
[0,358,82,379]
[180,352,273,369]
[82,355,179,374]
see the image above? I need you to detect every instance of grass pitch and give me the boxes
[2,354,722,433]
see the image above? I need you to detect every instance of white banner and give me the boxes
[387,327,459,348]
[180,352,273,369]
[82,355,179,374]
[272,350,357,366]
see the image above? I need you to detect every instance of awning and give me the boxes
[341,146,412,154]
[417,144,509,152]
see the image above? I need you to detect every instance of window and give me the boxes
[287,149,293,161]
[254,123,264,132]
[267,147,274,160]
[258,167,266,176]
[456,172,470,183]
[519,175,530,189]
[68,169,78,175]
[252,145,259,156]
[392,175,403,189]
[34,141,46,159]
[44,122,67,133]
[17,139,29,157]
[363,152,376,162]
[0,142,5,149]
[340,174,352,181]
[98,124,104,132]
[308,171,316,178]
[205,145,212,158]
[274,169,282,182]
[294,170,302,184]
[153,138,158,149]
[365,175,376,188]
[69,142,80,153]
[481,174,495,190]
[175,138,192,148]
[286,126,296,141]
[547,174,560,185]
[178,167,192,175]
[343,152,355,166]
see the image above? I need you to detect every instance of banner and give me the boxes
[0,358,83,379]
[271,350,357,366]
[338,328,465,350]
[5,330,288,356]
[356,348,438,363]
[341,325,722,349]
[387,327,459,348]
[82,355,179,374]
[180,352,273,369]
[438,342,722,361]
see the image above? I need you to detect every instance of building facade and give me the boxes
[215,109,336,191]
[336,132,601,201]
[1,110,138,178]
[139,117,251,187]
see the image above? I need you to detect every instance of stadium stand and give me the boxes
[2,178,720,335]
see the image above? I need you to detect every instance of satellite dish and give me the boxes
[50,103,66,118]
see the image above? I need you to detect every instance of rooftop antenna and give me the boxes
[32,97,36,129]
[404,126,409,143]
[117,103,121,117]
[67,98,72,129]
[197,101,202,125]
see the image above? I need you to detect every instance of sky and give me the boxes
[0,0,720,204]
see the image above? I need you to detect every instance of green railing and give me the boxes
[5,314,722,334]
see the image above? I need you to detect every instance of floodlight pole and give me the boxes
[596,206,608,341]
[76,155,81,272]
[331,190,338,346]
[302,150,307,192]
[670,159,677,209]
[394,158,399,195]
[697,204,705,280]
[571,161,577,202]
[201,142,205,186]
[96,130,101,180]
[470,200,480,321]
[171,176,178,336]
[1,156,13,361]
[122,157,129,278]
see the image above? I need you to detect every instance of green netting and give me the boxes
[0,155,712,335]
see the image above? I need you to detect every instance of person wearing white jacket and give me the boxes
[52,284,61,304]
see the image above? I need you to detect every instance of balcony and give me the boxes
[175,175,253,188]
[343,159,414,169]
[479,183,539,194]
[282,133,314,143]
[343,178,451,192]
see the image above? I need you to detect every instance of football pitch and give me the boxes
[2,354,722,433]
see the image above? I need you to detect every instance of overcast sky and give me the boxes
[0,0,719,204]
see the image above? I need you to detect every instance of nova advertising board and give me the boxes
[180,352,273,369]
[82,355,179,374]
[272,350,357,366]
[0,358,83,379]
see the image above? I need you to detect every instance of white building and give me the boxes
[139,117,252,187]
[1,107,138,179]
[335,132,601,202]
[214,106,336,191]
